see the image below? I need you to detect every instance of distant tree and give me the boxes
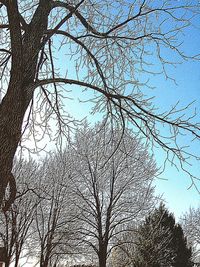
[116,204,193,267]
[181,207,200,264]
[30,153,78,267]
[0,158,39,267]
[65,122,158,267]
[173,224,193,267]
[111,226,138,267]
[133,204,193,267]
[133,204,175,267]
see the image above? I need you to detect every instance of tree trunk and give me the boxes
[14,254,20,267]
[98,243,107,267]
[42,256,50,267]
[14,244,21,267]
[0,1,51,210]
[40,248,51,267]
[0,82,33,210]
[4,254,11,267]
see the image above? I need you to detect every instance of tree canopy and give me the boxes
[67,122,157,267]
[0,0,200,209]
[0,123,159,267]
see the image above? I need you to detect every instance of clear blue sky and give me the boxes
[148,17,200,219]
[151,56,200,219]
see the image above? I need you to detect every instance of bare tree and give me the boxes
[30,153,78,267]
[0,158,39,267]
[181,207,200,264]
[65,122,158,267]
[110,229,138,267]
[0,0,200,209]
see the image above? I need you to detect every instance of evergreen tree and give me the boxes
[173,224,193,267]
[134,204,193,267]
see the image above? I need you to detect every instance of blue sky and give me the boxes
[152,57,200,219]
[148,18,200,219]
[59,11,200,220]
[62,53,200,220]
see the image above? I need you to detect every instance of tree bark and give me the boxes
[98,242,108,267]
[0,1,51,210]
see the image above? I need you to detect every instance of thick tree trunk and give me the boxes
[98,243,108,267]
[42,253,51,267]
[0,83,26,210]
[0,1,51,210]
[42,261,49,267]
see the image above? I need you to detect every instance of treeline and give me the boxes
[0,123,197,267]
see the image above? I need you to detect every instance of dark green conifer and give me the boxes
[134,204,193,267]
